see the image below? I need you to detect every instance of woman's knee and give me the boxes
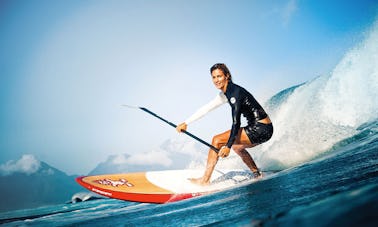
[211,136,221,148]
[212,135,227,148]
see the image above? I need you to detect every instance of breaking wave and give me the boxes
[254,20,378,170]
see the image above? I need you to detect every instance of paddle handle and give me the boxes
[124,105,219,153]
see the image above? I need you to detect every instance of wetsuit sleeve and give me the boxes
[185,93,227,125]
[226,100,242,148]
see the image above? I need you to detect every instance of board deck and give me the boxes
[76,169,262,203]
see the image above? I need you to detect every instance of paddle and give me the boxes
[122,105,219,153]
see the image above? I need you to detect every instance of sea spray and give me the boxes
[320,21,378,127]
[254,20,378,170]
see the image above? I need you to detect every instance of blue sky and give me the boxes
[0,0,377,175]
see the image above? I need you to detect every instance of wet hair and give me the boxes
[210,63,232,81]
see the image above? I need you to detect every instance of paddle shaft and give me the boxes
[138,107,219,153]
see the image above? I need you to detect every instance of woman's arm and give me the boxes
[226,99,242,148]
[184,92,227,124]
[176,92,227,132]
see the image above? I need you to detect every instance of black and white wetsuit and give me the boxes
[185,81,273,148]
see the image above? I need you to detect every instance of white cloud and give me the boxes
[108,137,206,168]
[161,137,205,156]
[0,154,41,176]
[42,168,55,175]
[260,0,298,28]
[110,151,172,167]
[282,0,298,27]
[126,150,172,167]
[111,154,129,165]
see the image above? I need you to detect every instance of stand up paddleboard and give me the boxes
[78,106,275,203]
[76,169,262,203]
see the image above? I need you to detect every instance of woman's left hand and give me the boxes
[218,146,231,158]
[176,122,187,133]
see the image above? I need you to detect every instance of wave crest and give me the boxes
[255,20,378,170]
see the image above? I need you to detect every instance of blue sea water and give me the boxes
[1,14,378,227]
[0,120,377,226]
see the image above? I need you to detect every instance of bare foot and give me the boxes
[188,177,210,186]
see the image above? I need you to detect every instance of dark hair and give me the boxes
[210,63,232,81]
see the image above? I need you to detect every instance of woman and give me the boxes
[176,63,273,185]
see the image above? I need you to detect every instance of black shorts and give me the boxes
[244,122,273,144]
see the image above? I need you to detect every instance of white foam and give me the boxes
[146,169,249,193]
[253,20,378,170]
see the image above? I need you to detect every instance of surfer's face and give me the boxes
[211,69,229,92]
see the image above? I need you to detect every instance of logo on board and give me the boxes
[94,178,134,187]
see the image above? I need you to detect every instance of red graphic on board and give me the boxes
[94,178,134,187]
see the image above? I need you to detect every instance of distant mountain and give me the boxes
[89,137,206,175]
[0,155,82,212]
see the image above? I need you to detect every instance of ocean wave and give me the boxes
[70,192,105,203]
[254,20,378,171]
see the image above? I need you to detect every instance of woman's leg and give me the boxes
[189,130,230,185]
[232,145,261,177]
[190,128,258,185]
[233,129,261,177]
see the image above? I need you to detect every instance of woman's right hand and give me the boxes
[176,122,187,133]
